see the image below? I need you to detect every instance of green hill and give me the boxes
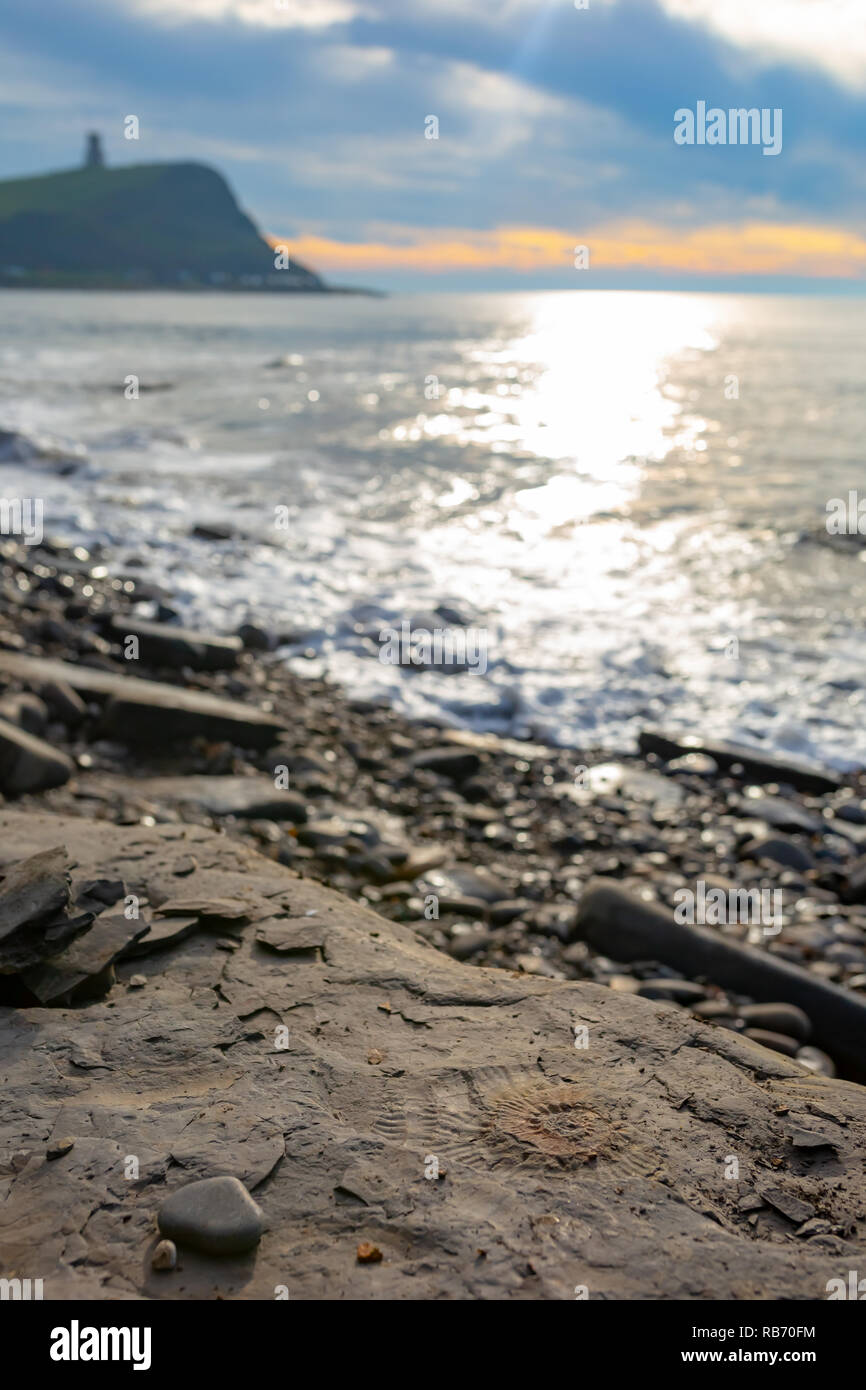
[0,159,325,290]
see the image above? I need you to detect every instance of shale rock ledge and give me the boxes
[1,809,864,1301]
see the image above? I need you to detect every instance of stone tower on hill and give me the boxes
[84,133,105,169]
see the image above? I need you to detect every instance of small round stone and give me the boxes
[151,1239,177,1271]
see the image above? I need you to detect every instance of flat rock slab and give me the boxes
[0,846,70,941]
[1,808,866,1300]
[639,730,842,795]
[106,616,242,672]
[254,919,327,954]
[20,913,149,1004]
[121,914,201,959]
[0,653,285,749]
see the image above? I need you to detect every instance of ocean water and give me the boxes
[1,288,864,770]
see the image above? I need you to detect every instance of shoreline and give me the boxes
[1,532,866,1080]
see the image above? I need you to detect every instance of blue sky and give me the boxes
[1,0,864,289]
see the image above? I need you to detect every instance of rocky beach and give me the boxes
[2,530,866,1300]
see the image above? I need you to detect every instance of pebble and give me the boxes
[607,974,641,993]
[636,979,707,1003]
[796,1046,836,1078]
[157,1175,264,1255]
[356,1242,383,1263]
[488,898,532,925]
[447,929,492,961]
[739,1002,811,1042]
[46,1136,75,1161]
[151,1239,177,1271]
[411,748,482,782]
[744,1028,801,1057]
[691,998,736,1019]
[128,974,147,989]
[740,837,815,872]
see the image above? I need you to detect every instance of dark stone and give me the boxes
[739,1002,811,1042]
[236,623,273,652]
[573,879,866,1075]
[154,897,250,923]
[691,999,736,1020]
[41,681,87,727]
[488,899,533,925]
[841,855,866,905]
[636,979,708,1003]
[158,1175,264,1255]
[639,730,841,795]
[46,1137,75,1161]
[254,920,326,954]
[191,524,234,542]
[106,615,242,671]
[411,748,482,782]
[447,930,492,960]
[744,1028,801,1058]
[121,914,200,958]
[20,912,149,1003]
[0,716,73,794]
[0,653,284,749]
[0,846,70,941]
[757,1186,815,1225]
[0,692,49,735]
[740,837,814,872]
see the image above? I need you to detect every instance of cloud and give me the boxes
[657,0,866,91]
[1,0,865,287]
[134,0,362,29]
[277,220,866,279]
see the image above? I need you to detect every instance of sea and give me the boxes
[0,288,863,770]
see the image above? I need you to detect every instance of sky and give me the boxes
[0,0,865,290]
